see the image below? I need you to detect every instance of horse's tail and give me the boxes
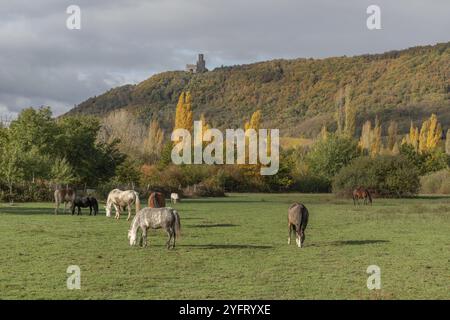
[366,189,373,205]
[134,191,141,215]
[173,210,181,239]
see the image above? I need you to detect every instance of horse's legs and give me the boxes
[55,198,59,215]
[113,204,120,219]
[288,223,292,245]
[142,228,148,247]
[297,230,302,248]
[127,204,132,221]
[166,229,173,249]
[300,229,306,247]
[172,228,176,249]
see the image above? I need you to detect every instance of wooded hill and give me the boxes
[66,42,449,137]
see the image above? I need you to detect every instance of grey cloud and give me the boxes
[0,0,449,116]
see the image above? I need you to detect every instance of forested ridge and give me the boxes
[67,42,449,137]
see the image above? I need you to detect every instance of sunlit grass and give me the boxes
[0,193,448,299]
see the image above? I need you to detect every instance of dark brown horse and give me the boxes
[352,187,372,206]
[288,202,309,248]
[148,192,165,208]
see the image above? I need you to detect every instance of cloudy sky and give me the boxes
[0,0,449,117]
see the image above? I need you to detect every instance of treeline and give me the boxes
[0,107,126,202]
[92,90,450,198]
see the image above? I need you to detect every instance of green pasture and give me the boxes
[0,193,448,299]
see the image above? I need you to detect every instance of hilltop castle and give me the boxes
[186,54,208,73]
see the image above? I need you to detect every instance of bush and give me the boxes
[420,169,450,194]
[291,174,331,193]
[333,155,421,197]
[399,144,448,175]
[306,134,359,183]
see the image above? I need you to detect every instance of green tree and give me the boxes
[50,157,75,186]
[0,141,24,202]
[306,134,359,182]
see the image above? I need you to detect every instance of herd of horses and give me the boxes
[53,186,372,249]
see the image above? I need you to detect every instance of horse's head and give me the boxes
[128,229,137,246]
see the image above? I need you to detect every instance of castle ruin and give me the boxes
[186,54,208,73]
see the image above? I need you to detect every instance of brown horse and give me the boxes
[148,192,165,208]
[288,202,309,248]
[54,188,76,214]
[353,187,372,206]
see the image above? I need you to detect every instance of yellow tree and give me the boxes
[245,110,261,131]
[359,120,372,154]
[370,117,382,157]
[387,121,398,151]
[408,122,419,152]
[426,114,442,151]
[419,118,430,153]
[244,110,263,169]
[174,91,193,131]
[417,114,441,153]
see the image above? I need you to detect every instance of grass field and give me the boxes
[0,193,449,300]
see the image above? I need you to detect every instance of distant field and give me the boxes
[0,193,449,299]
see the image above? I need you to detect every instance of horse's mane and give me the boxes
[129,213,141,237]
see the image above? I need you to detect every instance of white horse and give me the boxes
[105,189,141,221]
[170,193,180,204]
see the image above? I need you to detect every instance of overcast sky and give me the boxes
[0,0,449,117]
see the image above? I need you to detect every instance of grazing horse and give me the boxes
[170,193,180,204]
[54,188,76,215]
[105,189,141,221]
[353,187,372,206]
[128,207,181,249]
[288,202,309,248]
[148,192,165,208]
[72,196,99,216]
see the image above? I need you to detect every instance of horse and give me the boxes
[105,189,141,221]
[72,196,99,216]
[128,207,181,249]
[148,192,165,208]
[352,187,372,206]
[54,188,76,215]
[288,202,309,248]
[170,193,180,204]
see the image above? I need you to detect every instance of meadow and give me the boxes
[0,193,448,300]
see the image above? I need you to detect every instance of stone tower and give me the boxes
[186,54,208,73]
[196,54,206,73]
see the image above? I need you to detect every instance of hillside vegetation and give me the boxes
[67,42,449,137]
